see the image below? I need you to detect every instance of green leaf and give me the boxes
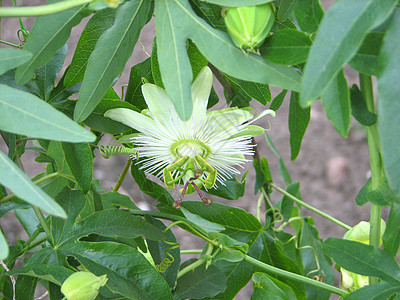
[180,207,225,233]
[28,44,67,102]
[270,89,287,111]
[199,0,273,6]
[260,29,311,65]
[131,161,175,206]
[321,69,351,137]
[345,281,400,300]
[251,272,296,300]
[383,203,400,257]
[225,74,271,105]
[205,173,247,200]
[349,31,384,76]
[146,217,180,288]
[62,143,93,193]
[300,0,397,106]
[60,241,173,300]
[377,8,400,197]
[70,209,166,243]
[189,0,226,31]
[64,8,117,88]
[277,0,299,22]
[253,157,273,194]
[260,230,306,299]
[174,264,227,300]
[350,84,377,126]
[324,238,400,284]
[293,0,324,33]
[0,151,66,218]
[125,58,154,110]
[0,228,8,260]
[265,133,292,185]
[15,1,87,85]
[356,177,395,207]
[299,221,334,300]
[181,202,262,233]
[101,191,139,210]
[85,97,138,134]
[289,92,310,160]
[155,0,301,120]
[0,84,95,142]
[74,0,151,122]
[280,182,299,222]
[0,49,32,76]
[210,231,265,299]
[6,264,73,286]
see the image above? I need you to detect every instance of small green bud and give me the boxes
[61,271,108,300]
[223,3,275,52]
[340,220,386,291]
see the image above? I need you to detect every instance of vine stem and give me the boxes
[0,0,91,17]
[113,158,132,192]
[0,172,60,203]
[360,73,382,285]
[269,183,351,230]
[176,243,213,280]
[0,40,20,47]
[244,255,346,296]
[32,206,54,246]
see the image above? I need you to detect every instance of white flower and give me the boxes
[105,66,275,207]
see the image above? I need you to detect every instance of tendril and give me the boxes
[98,145,139,159]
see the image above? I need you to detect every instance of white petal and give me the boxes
[104,108,156,131]
[141,83,177,118]
[191,66,213,119]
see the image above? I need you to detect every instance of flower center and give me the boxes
[171,139,209,159]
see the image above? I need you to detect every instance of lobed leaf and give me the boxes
[289,92,310,160]
[293,0,324,33]
[251,272,297,300]
[321,69,351,138]
[15,0,87,85]
[324,238,400,284]
[60,241,173,299]
[174,264,227,300]
[377,8,400,197]
[0,48,32,76]
[301,0,397,106]
[260,29,311,65]
[0,84,95,142]
[0,151,66,218]
[64,8,117,88]
[74,0,151,122]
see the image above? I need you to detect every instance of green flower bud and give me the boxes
[61,271,108,300]
[340,220,386,291]
[223,3,275,52]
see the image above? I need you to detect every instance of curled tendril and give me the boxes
[98,145,139,159]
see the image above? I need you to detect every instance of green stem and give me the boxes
[360,73,382,285]
[113,159,132,192]
[180,249,203,255]
[0,172,59,203]
[177,243,213,279]
[0,40,20,47]
[0,0,91,17]
[33,206,53,246]
[269,183,351,230]
[244,255,346,296]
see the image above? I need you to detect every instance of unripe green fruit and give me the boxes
[223,3,275,51]
[61,271,108,300]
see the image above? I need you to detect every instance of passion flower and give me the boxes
[61,271,108,300]
[223,3,275,52]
